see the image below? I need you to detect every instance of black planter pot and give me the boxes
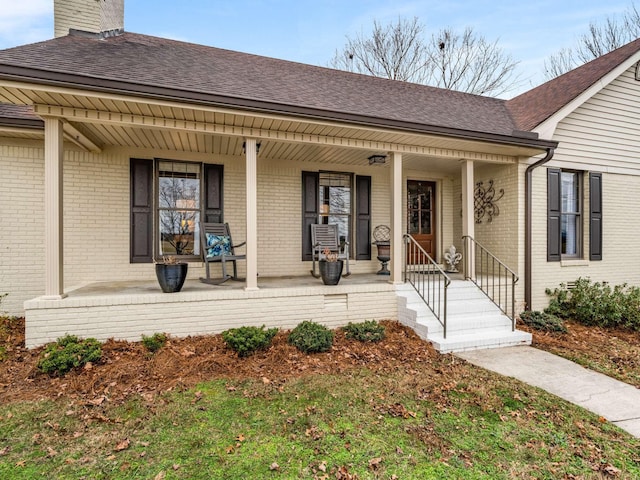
[319,260,343,285]
[155,263,188,293]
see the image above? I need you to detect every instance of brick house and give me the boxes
[1,0,638,351]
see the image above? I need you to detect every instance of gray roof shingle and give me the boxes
[506,37,640,131]
[0,32,518,137]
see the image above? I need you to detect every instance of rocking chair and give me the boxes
[310,224,350,278]
[200,222,246,284]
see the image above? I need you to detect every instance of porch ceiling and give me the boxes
[0,82,545,170]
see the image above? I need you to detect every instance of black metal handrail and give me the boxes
[403,234,451,338]
[462,236,518,330]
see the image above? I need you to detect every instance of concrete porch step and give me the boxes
[396,280,530,353]
[428,329,532,354]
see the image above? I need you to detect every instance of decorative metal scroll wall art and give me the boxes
[474,180,504,223]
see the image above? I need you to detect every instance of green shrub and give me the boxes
[519,310,566,333]
[38,335,102,376]
[288,321,334,353]
[222,325,278,357]
[141,333,167,353]
[545,278,640,330]
[342,320,386,342]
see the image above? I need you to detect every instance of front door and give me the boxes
[407,180,436,261]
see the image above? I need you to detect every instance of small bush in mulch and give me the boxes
[342,320,386,343]
[37,334,102,376]
[519,310,567,333]
[222,325,279,357]
[288,321,334,353]
[141,333,168,353]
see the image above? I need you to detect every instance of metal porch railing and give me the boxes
[403,234,451,338]
[462,236,518,330]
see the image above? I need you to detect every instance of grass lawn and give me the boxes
[1,359,639,478]
[1,316,639,478]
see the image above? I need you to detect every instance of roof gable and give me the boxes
[506,37,640,131]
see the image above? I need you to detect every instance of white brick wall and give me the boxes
[0,144,45,315]
[24,283,398,347]
[1,144,393,316]
[474,163,520,271]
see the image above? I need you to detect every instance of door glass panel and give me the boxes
[421,211,431,235]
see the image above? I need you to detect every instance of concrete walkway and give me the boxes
[458,346,640,438]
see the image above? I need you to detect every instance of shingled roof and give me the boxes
[506,37,640,131]
[0,31,533,143]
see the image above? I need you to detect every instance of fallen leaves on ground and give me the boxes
[0,319,437,405]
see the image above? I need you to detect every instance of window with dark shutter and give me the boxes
[589,172,602,261]
[355,175,371,260]
[130,159,223,263]
[204,164,224,223]
[547,168,561,262]
[301,171,319,260]
[130,158,153,263]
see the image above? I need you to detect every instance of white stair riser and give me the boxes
[396,280,530,353]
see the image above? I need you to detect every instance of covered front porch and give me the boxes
[0,78,546,348]
[24,274,397,347]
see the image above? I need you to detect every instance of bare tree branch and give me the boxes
[425,27,520,96]
[330,18,520,96]
[544,2,640,80]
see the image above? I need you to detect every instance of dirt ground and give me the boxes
[0,319,440,405]
[1,317,638,405]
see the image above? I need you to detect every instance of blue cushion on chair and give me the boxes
[205,234,231,259]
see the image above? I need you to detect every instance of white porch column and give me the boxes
[390,152,403,284]
[461,159,475,279]
[43,117,67,299]
[244,138,259,290]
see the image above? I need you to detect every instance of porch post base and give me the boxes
[40,293,68,300]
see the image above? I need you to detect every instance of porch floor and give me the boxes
[66,273,392,298]
[24,273,399,347]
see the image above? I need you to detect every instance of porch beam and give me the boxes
[244,138,259,291]
[32,104,519,164]
[43,117,67,299]
[390,152,403,284]
[461,160,475,279]
[62,121,103,153]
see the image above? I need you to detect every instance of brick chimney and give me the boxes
[54,0,124,38]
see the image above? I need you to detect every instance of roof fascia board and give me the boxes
[0,65,556,151]
[533,51,640,138]
[0,116,43,129]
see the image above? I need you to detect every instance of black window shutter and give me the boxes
[130,158,153,263]
[302,171,319,261]
[547,168,561,262]
[355,175,372,260]
[204,164,224,223]
[589,172,603,261]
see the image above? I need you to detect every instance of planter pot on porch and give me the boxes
[319,260,343,285]
[155,263,188,293]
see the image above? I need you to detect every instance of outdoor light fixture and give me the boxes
[368,154,387,165]
[635,61,640,81]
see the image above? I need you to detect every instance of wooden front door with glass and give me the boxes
[407,180,436,262]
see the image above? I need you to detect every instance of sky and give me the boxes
[0,0,634,97]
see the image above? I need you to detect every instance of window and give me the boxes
[130,159,223,263]
[548,168,601,262]
[302,171,371,261]
[319,172,352,248]
[560,171,581,257]
[157,160,201,257]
